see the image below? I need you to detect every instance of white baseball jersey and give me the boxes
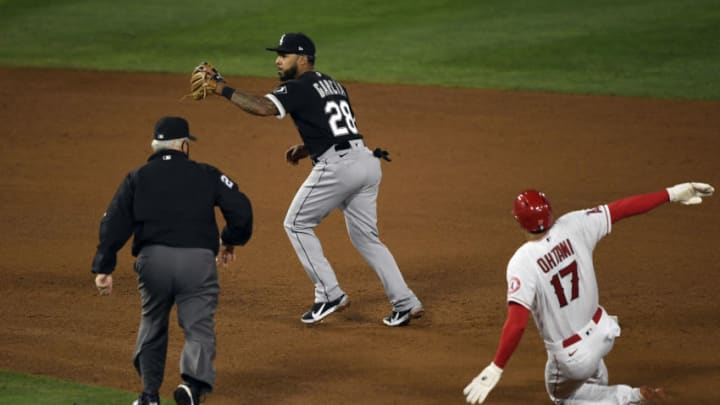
[506,205,612,344]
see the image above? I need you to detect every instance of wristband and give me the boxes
[221,86,235,100]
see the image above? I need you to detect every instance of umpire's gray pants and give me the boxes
[133,245,218,394]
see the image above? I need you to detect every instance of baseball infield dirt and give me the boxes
[0,68,718,404]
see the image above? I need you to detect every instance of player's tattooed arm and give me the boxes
[227,91,278,116]
[215,82,278,116]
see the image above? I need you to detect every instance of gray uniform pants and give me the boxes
[133,245,218,394]
[284,140,421,311]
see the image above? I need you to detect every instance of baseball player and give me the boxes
[463,182,714,404]
[91,116,253,405]
[196,32,423,326]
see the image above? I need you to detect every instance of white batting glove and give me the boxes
[463,363,503,404]
[666,182,714,205]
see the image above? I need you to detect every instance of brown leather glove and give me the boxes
[189,62,224,100]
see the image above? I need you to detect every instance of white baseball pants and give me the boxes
[544,307,645,404]
[284,140,420,312]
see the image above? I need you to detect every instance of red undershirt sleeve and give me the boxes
[492,302,530,369]
[607,190,669,224]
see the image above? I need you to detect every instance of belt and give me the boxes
[333,140,353,151]
[311,139,362,164]
[562,307,602,348]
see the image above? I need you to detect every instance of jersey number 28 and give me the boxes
[550,261,579,307]
[325,100,358,137]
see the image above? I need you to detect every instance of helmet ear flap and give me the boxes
[513,190,554,233]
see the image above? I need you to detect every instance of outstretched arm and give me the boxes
[607,190,668,224]
[215,82,279,116]
[492,303,530,368]
[608,182,714,224]
[463,303,530,404]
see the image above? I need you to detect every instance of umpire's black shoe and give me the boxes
[173,383,200,405]
[383,304,425,327]
[301,294,350,324]
[132,392,159,405]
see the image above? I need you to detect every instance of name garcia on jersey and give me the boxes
[313,78,347,98]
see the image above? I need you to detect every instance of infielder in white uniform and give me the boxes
[463,182,714,404]
[206,32,423,326]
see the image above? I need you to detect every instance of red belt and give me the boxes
[562,307,602,348]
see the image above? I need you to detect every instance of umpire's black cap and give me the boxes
[153,116,197,141]
[266,32,316,56]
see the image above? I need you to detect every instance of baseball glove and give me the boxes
[189,62,224,100]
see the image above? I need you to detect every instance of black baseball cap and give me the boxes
[265,32,316,56]
[153,116,197,141]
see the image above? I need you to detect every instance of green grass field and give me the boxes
[0,0,718,99]
[0,0,718,403]
[0,370,163,404]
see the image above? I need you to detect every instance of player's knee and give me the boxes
[283,223,295,238]
[348,231,381,249]
[284,218,311,235]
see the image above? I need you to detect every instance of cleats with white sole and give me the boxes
[383,304,425,327]
[301,294,350,324]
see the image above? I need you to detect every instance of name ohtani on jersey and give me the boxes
[537,238,575,273]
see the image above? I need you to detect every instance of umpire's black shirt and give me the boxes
[91,149,253,274]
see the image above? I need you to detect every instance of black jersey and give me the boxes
[91,149,253,274]
[265,71,363,157]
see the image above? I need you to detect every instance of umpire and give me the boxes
[91,116,253,405]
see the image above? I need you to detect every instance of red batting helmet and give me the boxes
[513,190,554,233]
